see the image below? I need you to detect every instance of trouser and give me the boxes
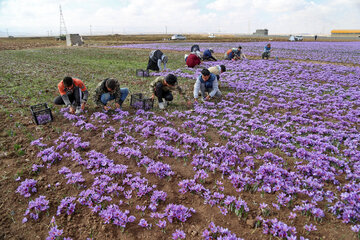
[262,52,270,59]
[199,83,222,99]
[155,88,173,103]
[100,88,129,105]
[203,56,217,61]
[54,86,81,107]
[146,59,159,71]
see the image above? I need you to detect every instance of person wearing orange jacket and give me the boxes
[224,46,246,60]
[54,76,89,114]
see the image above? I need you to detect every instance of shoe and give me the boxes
[75,107,81,115]
[158,102,165,110]
[163,100,167,107]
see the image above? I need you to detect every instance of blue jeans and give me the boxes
[200,83,221,99]
[100,88,129,105]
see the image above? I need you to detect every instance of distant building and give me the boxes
[66,34,84,46]
[253,29,268,36]
[331,30,360,38]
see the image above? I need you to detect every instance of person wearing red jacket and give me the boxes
[185,53,201,68]
[54,76,88,114]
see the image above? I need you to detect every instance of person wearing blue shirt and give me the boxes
[193,68,221,102]
[202,48,217,61]
[262,43,272,59]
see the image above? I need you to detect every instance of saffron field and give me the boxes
[0,41,359,240]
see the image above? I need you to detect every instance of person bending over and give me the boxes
[93,78,129,111]
[149,74,191,110]
[54,76,88,114]
[194,68,221,103]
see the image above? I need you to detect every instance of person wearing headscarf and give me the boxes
[147,49,168,71]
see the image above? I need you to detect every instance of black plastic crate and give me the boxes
[130,93,154,110]
[30,103,53,125]
[136,69,150,77]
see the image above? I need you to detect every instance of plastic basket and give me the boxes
[130,93,154,110]
[136,69,150,77]
[30,103,53,125]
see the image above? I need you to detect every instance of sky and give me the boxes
[0,0,359,37]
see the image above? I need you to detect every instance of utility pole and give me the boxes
[59,5,68,37]
[165,26,167,34]
[90,25,92,35]
[6,28,9,37]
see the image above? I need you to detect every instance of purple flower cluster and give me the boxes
[56,197,76,216]
[138,218,151,228]
[58,167,85,186]
[111,41,360,64]
[30,137,47,147]
[37,146,62,168]
[102,126,115,138]
[179,178,249,218]
[36,113,52,125]
[304,223,317,232]
[329,187,360,224]
[28,44,360,239]
[31,164,44,172]
[262,218,297,239]
[202,222,244,240]
[46,217,64,240]
[90,112,109,123]
[99,204,135,228]
[23,195,49,222]
[122,173,154,198]
[150,190,167,208]
[164,204,195,223]
[172,229,186,239]
[145,159,175,178]
[55,131,89,150]
[16,178,37,198]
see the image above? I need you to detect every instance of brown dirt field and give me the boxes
[0,38,358,240]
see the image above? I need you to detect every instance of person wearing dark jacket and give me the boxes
[202,48,217,61]
[190,44,200,53]
[149,74,191,109]
[147,49,168,71]
[54,76,89,114]
[190,44,201,58]
[93,78,129,111]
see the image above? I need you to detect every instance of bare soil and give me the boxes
[0,38,358,240]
